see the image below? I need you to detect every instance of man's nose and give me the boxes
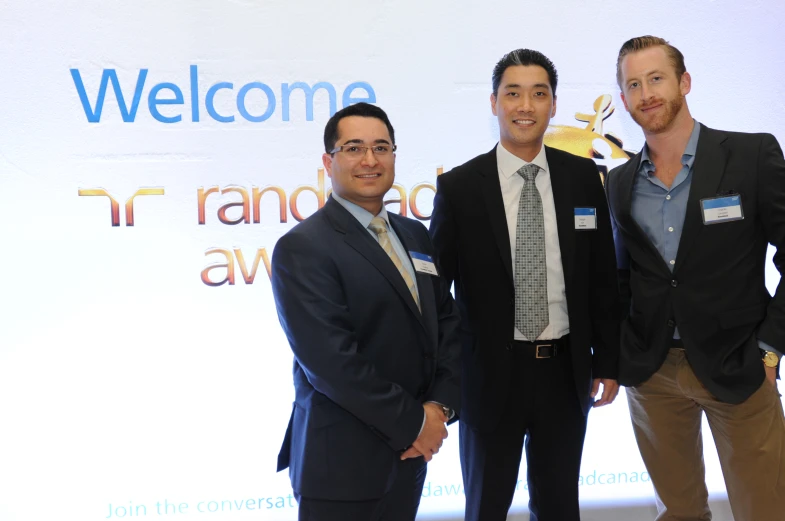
[360,147,378,166]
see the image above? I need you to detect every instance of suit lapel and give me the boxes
[544,147,575,288]
[389,215,436,342]
[324,198,428,333]
[615,151,640,221]
[614,150,672,274]
[479,147,514,285]
[673,125,728,272]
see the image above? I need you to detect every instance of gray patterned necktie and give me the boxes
[514,163,549,340]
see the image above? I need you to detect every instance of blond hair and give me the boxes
[616,36,686,88]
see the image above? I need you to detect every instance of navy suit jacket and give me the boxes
[272,196,461,501]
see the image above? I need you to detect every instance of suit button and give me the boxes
[667,320,675,327]
[671,279,678,287]
[506,342,513,351]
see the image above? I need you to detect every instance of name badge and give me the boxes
[700,195,744,225]
[410,252,439,276]
[574,207,597,230]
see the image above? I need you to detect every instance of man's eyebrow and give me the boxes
[502,82,551,91]
[339,138,391,145]
[627,69,666,83]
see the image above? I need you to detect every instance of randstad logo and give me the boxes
[70,65,376,123]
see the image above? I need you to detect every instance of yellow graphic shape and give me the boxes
[543,94,630,160]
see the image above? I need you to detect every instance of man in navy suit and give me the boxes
[272,102,462,521]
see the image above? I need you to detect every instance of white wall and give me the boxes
[1,1,783,520]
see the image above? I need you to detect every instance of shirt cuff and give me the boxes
[759,340,783,359]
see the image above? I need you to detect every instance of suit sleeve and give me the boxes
[271,231,424,451]
[756,133,785,353]
[429,174,459,285]
[416,222,462,421]
[586,160,621,379]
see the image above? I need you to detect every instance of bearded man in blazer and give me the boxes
[606,35,785,521]
[272,102,461,521]
[429,48,621,521]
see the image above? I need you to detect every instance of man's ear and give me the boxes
[322,153,333,178]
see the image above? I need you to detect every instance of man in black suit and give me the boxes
[272,103,461,521]
[429,49,621,521]
[606,35,785,520]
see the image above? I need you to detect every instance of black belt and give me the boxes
[512,335,569,358]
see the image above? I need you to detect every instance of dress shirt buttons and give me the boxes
[668,227,674,232]
[671,280,678,287]
[666,195,672,200]
[669,260,676,265]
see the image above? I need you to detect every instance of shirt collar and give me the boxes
[331,192,390,230]
[638,119,701,177]
[496,142,549,179]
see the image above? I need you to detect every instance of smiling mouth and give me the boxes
[355,173,382,179]
[640,104,662,113]
[513,119,536,127]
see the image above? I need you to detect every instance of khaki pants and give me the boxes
[626,349,785,521]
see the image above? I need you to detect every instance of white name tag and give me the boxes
[701,195,744,225]
[410,252,439,276]
[574,207,597,230]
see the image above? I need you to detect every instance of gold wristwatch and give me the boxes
[762,350,780,368]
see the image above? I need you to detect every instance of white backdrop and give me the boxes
[1,1,783,520]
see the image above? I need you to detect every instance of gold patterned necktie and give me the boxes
[368,216,421,311]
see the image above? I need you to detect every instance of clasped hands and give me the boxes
[400,402,448,462]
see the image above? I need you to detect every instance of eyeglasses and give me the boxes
[328,143,397,159]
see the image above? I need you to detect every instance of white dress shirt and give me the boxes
[496,143,569,341]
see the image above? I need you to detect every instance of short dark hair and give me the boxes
[492,49,558,96]
[616,35,686,88]
[323,102,395,153]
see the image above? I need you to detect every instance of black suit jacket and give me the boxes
[272,196,461,501]
[430,145,620,432]
[606,124,785,403]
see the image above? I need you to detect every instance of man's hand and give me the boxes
[765,364,777,387]
[591,378,620,407]
[400,446,422,460]
[401,403,448,461]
